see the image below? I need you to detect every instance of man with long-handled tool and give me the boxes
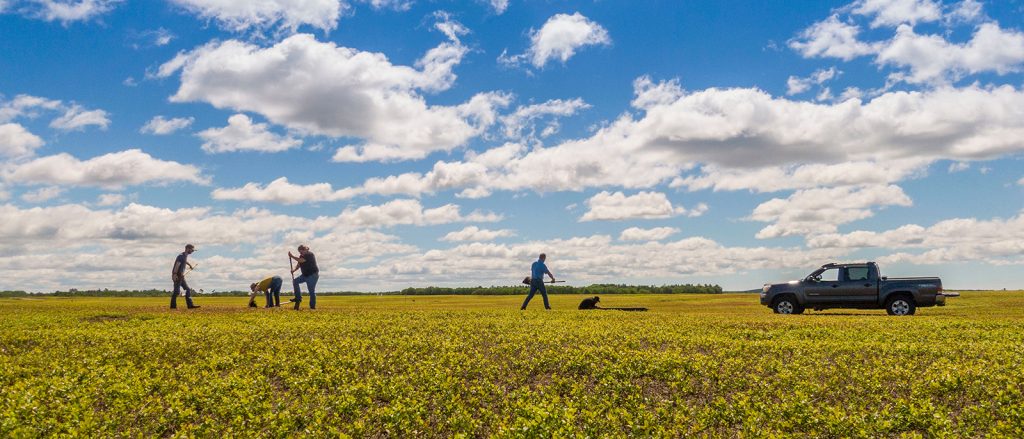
[521,253,557,310]
[249,276,283,308]
[288,244,319,310]
[170,244,200,310]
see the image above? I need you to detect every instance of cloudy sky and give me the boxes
[2,0,1023,292]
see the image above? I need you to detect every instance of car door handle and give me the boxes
[831,284,838,288]
[863,283,871,287]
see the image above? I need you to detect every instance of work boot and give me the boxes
[248,301,257,308]
[187,305,201,309]
[293,299,301,310]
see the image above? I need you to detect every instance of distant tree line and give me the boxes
[397,284,723,295]
[2,283,723,297]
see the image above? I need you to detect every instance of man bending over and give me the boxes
[250,275,283,308]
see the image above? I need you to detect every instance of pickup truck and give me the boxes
[760,262,954,315]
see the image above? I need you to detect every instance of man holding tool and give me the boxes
[521,253,555,310]
[249,275,283,308]
[289,245,319,310]
[170,244,200,310]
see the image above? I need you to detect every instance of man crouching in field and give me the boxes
[250,276,283,308]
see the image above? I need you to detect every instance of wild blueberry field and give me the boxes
[2,292,1022,437]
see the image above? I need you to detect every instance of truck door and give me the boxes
[804,267,842,304]
[836,266,877,303]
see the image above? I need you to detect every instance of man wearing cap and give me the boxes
[171,244,200,309]
[250,275,283,308]
[521,253,555,310]
[288,245,319,310]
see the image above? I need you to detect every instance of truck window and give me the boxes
[817,268,839,282]
[846,266,871,281]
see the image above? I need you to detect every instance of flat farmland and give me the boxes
[2,292,1023,437]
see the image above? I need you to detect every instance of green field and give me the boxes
[2,293,1023,437]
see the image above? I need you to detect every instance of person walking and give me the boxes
[521,253,555,310]
[171,244,200,310]
[249,275,283,308]
[289,245,319,310]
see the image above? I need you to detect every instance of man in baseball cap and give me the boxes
[171,244,200,309]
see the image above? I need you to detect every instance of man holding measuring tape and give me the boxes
[170,244,200,310]
[521,253,555,310]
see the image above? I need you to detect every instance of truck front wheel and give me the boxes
[885,295,916,316]
[772,296,804,315]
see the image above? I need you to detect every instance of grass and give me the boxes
[1,292,1023,437]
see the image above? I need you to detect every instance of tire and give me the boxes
[885,295,916,316]
[772,296,804,315]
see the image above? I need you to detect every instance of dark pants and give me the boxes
[269,276,282,307]
[171,278,194,309]
[293,272,319,309]
[521,279,550,310]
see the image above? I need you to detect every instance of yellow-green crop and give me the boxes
[2,292,1023,437]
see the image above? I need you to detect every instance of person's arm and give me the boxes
[546,267,555,282]
[172,261,181,280]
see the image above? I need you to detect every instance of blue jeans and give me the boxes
[521,279,550,310]
[171,278,194,308]
[268,276,282,307]
[293,272,319,309]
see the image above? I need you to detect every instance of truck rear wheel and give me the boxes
[772,296,804,315]
[885,295,916,316]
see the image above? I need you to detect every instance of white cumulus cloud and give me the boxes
[335,199,501,228]
[751,185,913,239]
[877,23,1024,84]
[95,193,125,206]
[580,191,705,222]
[789,15,878,61]
[810,211,1024,266]
[49,104,110,131]
[850,0,942,28]
[619,226,679,242]
[168,0,346,33]
[198,114,301,153]
[140,116,194,135]
[440,225,515,242]
[20,186,64,203]
[6,0,124,24]
[501,12,611,68]
[786,67,840,96]
[211,177,357,204]
[0,123,45,158]
[160,30,506,162]
[2,149,209,188]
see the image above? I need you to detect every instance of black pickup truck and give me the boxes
[760,262,954,315]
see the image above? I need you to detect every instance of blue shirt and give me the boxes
[174,253,188,275]
[531,260,549,280]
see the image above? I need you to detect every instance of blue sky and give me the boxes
[1,0,1023,292]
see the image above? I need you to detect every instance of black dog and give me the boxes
[578,296,601,309]
[578,295,647,311]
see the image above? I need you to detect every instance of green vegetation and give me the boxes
[1,292,1022,437]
